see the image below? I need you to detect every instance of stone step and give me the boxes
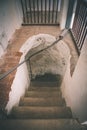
[29,86,60,91]
[0,119,82,130]
[10,106,72,119]
[25,90,61,98]
[30,81,59,88]
[19,97,66,106]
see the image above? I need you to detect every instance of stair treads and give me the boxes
[0,119,82,130]
[30,81,59,87]
[25,91,61,98]
[29,86,60,91]
[19,97,65,106]
[10,106,72,119]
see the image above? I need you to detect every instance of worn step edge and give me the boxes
[19,97,66,106]
[0,119,82,130]
[25,91,61,97]
[10,106,72,119]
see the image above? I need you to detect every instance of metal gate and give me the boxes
[21,0,61,25]
[71,0,87,53]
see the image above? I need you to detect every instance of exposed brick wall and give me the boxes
[0,52,22,109]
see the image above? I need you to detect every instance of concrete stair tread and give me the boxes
[29,86,60,91]
[10,106,72,119]
[25,90,61,97]
[0,119,82,130]
[19,97,65,106]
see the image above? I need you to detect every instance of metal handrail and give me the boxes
[0,35,63,81]
[0,59,28,80]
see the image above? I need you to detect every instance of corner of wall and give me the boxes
[60,0,69,30]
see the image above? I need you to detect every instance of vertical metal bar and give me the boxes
[55,0,59,23]
[45,0,46,23]
[37,0,39,23]
[41,0,43,23]
[25,0,29,23]
[28,0,30,23]
[29,0,32,23]
[21,0,26,23]
[33,0,36,23]
[48,0,51,23]
[52,0,55,23]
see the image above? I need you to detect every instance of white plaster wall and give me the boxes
[6,57,30,114]
[0,0,22,57]
[60,0,69,29]
[61,36,87,122]
[5,35,35,114]
[70,0,77,28]
[6,34,70,113]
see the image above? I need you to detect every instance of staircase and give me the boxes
[0,74,84,130]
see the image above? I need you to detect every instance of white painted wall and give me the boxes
[6,34,70,113]
[60,0,69,29]
[0,0,22,57]
[70,0,77,28]
[61,36,87,122]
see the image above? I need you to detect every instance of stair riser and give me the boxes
[29,87,60,91]
[30,82,59,88]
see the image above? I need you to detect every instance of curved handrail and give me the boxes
[0,35,63,81]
